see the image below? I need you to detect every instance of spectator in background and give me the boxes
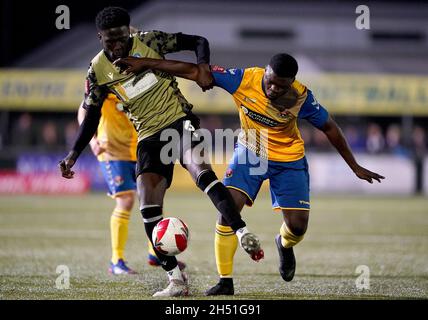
[312,128,330,151]
[64,120,79,150]
[366,123,385,154]
[344,124,365,152]
[412,125,426,157]
[39,121,59,151]
[411,125,426,194]
[11,112,34,148]
[385,124,410,157]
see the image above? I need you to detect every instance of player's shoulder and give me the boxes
[240,67,264,82]
[134,30,172,43]
[235,67,264,89]
[211,65,242,76]
[90,50,105,65]
[292,80,308,96]
[210,65,245,94]
[88,50,108,76]
[244,66,264,74]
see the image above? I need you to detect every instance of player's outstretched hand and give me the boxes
[58,151,77,179]
[113,57,147,74]
[353,165,385,184]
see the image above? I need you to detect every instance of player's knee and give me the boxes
[282,210,309,236]
[280,222,305,248]
[186,163,212,182]
[116,192,135,211]
[136,174,166,205]
[288,224,307,237]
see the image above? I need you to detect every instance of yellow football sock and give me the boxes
[280,222,305,248]
[111,209,130,264]
[215,224,238,278]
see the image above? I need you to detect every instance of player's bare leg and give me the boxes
[276,209,309,282]
[205,189,251,296]
[137,173,188,297]
[181,147,263,259]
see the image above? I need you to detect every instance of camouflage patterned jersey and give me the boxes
[85,31,194,142]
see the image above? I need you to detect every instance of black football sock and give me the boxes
[196,170,246,232]
[219,277,233,285]
[140,205,178,272]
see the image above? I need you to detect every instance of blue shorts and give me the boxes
[99,161,136,197]
[223,145,310,210]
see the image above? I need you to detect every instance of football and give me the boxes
[152,217,190,256]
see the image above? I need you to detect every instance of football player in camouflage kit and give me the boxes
[59,7,263,297]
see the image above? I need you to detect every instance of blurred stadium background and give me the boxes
[0,0,427,300]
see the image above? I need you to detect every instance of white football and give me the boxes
[152,217,190,256]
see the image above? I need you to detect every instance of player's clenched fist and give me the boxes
[58,151,77,179]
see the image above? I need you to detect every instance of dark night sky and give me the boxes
[1,0,424,67]
[0,0,147,66]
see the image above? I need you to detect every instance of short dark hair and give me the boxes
[95,7,130,31]
[269,53,298,78]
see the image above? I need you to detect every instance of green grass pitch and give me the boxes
[0,192,427,300]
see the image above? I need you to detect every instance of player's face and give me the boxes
[263,66,294,101]
[99,26,131,61]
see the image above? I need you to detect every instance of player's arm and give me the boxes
[114,58,243,95]
[59,66,106,179]
[77,102,105,157]
[320,116,384,183]
[115,57,201,81]
[175,33,212,90]
[137,30,213,90]
[299,90,385,184]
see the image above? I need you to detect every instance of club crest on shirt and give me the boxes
[278,110,293,119]
[225,168,233,178]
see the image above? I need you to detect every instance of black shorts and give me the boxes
[136,114,203,187]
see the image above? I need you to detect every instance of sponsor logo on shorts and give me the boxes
[225,168,233,178]
[299,200,310,206]
[114,175,124,186]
